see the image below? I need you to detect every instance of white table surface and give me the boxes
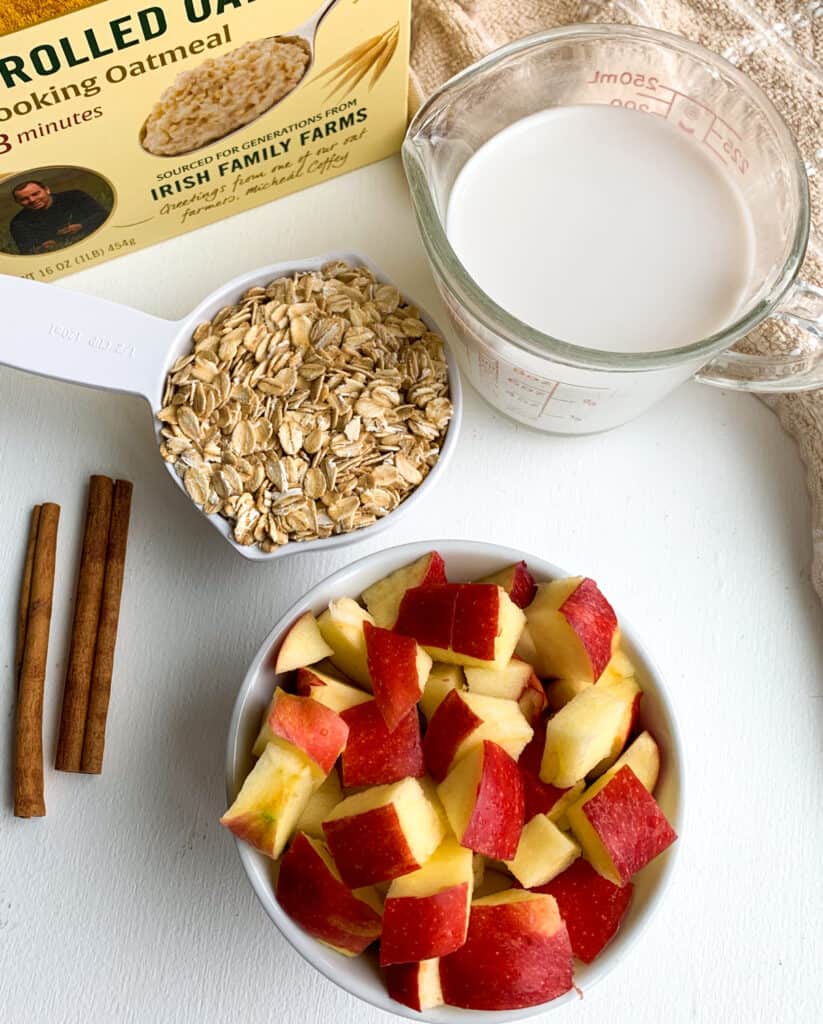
[1,155,821,1024]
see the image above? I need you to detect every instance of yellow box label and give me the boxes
[0,0,410,279]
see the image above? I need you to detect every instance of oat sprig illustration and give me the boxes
[315,23,399,99]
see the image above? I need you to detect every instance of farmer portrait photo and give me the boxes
[0,166,115,257]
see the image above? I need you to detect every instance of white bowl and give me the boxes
[225,540,684,1022]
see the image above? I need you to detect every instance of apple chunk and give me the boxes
[340,700,424,788]
[504,814,580,889]
[380,837,473,965]
[607,730,660,792]
[588,675,642,777]
[534,858,634,963]
[295,665,371,714]
[419,664,464,721]
[323,777,446,888]
[476,560,536,609]
[364,622,431,731]
[384,959,443,1012]
[317,598,375,689]
[276,832,382,955]
[264,688,348,777]
[439,890,574,1010]
[464,657,546,724]
[361,551,447,628]
[274,611,334,673]
[521,577,617,681]
[294,771,343,838]
[540,685,629,788]
[220,740,317,859]
[567,765,677,886]
[423,688,533,782]
[437,740,524,860]
[518,716,583,824]
[394,583,526,670]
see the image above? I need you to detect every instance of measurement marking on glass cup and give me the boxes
[588,70,750,175]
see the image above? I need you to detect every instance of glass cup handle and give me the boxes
[695,279,823,392]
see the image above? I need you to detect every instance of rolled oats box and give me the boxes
[0,0,410,280]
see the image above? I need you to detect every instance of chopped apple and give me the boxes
[588,675,642,777]
[394,583,526,670]
[361,552,447,628]
[274,610,334,674]
[464,656,534,700]
[437,740,524,860]
[545,677,592,711]
[276,832,382,955]
[264,688,348,777]
[476,560,536,608]
[364,622,432,731]
[380,837,473,964]
[423,688,533,782]
[340,700,424,787]
[567,765,677,886]
[534,857,634,963]
[323,777,446,888]
[606,730,660,792]
[220,739,318,860]
[384,959,443,1012]
[439,890,574,1010]
[316,598,375,689]
[519,716,582,823]
[295,665,371,714]
[419,663,464,721]
[294,771,343,838]
[522,577,618,681]
[504,814,580,889]
[540,685,629,788]
[518,670,548,724]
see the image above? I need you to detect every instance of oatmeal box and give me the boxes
[0,0,410,280]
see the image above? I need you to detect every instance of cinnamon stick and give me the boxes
[15,504,41,685]
[81,479,133,774]
[56,475,114,772]
[15,502,60,818]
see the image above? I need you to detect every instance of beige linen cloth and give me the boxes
[410,0,823,596]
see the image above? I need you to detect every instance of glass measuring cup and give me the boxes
[403,24,822,434]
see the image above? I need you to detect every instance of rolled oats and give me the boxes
[158,262,453,550]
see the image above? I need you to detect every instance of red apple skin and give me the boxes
[418,551,448,587]
[560,578,618,680]
[394,584,502,661]
[584,766,677,883]
[422,689,482,782]
[462,741,525,860]
[380,883,470,965]
[519,718,572,821]
[395,585,456,651]
[276,833,382,955]
[507,562,537,609]
[340,701,424,788]
[268,692,348,776]
[364,622,424,732]
[384,962,435,1011]
[439,896,574,1010]
[534,858,634,963]
[323,805,419,888]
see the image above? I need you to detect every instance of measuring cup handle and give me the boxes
[695,279,823,392]
[0,274,177,404]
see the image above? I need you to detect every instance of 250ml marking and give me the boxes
[587,69,750,175]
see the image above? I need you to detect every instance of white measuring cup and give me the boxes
[0,252,462,561]
[403,24,822,434]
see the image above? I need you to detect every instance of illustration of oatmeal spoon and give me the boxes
[139,0,345,158]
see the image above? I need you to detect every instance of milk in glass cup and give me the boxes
[403,25,822,434]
